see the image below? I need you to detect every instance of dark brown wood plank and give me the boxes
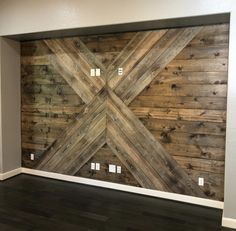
[130,95,227,110]
[140,84,227,97]
[130,107,226,123]
[140,118,226,136]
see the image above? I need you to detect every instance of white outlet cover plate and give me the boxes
[118,67,123,75]
[30,153,35,161]
[95,68,101,76]
[90,69,95,77]
[95,163,100,171]
[117,166,122,174]
[198,177,204,186]
[109,164,116,173]
[91,163,95,170]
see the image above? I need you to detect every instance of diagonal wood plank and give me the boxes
[112,27,203,105]
[62,37,106,87]
[107,30,167,89]
[44,39,105,104]
[36,89,108,172]
[106,88,205,196]
[107,121,166,190]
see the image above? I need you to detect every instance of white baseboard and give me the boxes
[0,168,22,180]
[222,217,236,229]
[21,167,223,209]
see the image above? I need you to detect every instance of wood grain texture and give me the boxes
[21,23,229,201]
[75,144,141,187]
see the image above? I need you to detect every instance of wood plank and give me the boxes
[36,89,107,172]
[114,27,203,105]
[165,59,227,72]
[21,40,52,56]
[107,121,165,190]
[140,118,226,136]
[140,84,227,97]
[107,89,205,196]
[107,30,167,89]
[44,39,101,103]
[75,145,141,187]
[163,143,225,161]
[130,96,227,110]
[152,130,225,148]
[21,55,51,65]
[22,93,83,106]
[150,72,228,85]
[189,24,229,47]
[22,83,77,95]
[175,45,228,60]
[130,107,226,123]
[185,170,224,201]
[173,156,224,174]
[21,74,68,85]
[22,105,84,115]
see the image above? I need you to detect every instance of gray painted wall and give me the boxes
[0,0,235,223]
[0,38,21,173]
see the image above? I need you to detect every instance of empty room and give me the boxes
[0,0,236,230]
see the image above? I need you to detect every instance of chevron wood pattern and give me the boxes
[21,24,229,201]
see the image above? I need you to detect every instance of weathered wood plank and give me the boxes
[173,156,224,174]
[185,170,224,201]
[22,105,84,115]
[22,93,83,106]
[130,96,227,110]
[140,84,227,97]
[165,59,227,72]
[153,130,225,148]
[163,143,225,161]
[36,89,107,172]
[108,30,167,89]
[140,118,226,136]
[175,45,228,60]
[44,39,103,103]
[114,27,203,105]
[75,145,141,187]
[150,72,228,85]
[107,88,205,196]
[130,107,226,123]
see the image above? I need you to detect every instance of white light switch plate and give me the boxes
[91,163,95,170]
[109,164,116,173]
[95,68,101,76]
[117,166,122,174]
[95,163,100,171]
[118,67,123,76]
[198,177,204,186]
[90,69,95,77]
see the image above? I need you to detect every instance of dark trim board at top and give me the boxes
[5,13,230,41]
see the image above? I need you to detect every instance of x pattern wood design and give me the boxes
[36,26,206,197]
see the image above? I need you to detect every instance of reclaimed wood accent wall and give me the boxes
[21,24,229,201]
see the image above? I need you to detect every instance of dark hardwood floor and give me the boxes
[0,174,234,231]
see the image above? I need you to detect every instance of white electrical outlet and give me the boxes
[118,67,123,76]
[90,69,95,77]
[117,166,122,174]
[109,164,116,173]
[95,68,101,76]
[30,153,35,161]
[91,162,95,170]
[95,163,100,171]
[198,177,204,186]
